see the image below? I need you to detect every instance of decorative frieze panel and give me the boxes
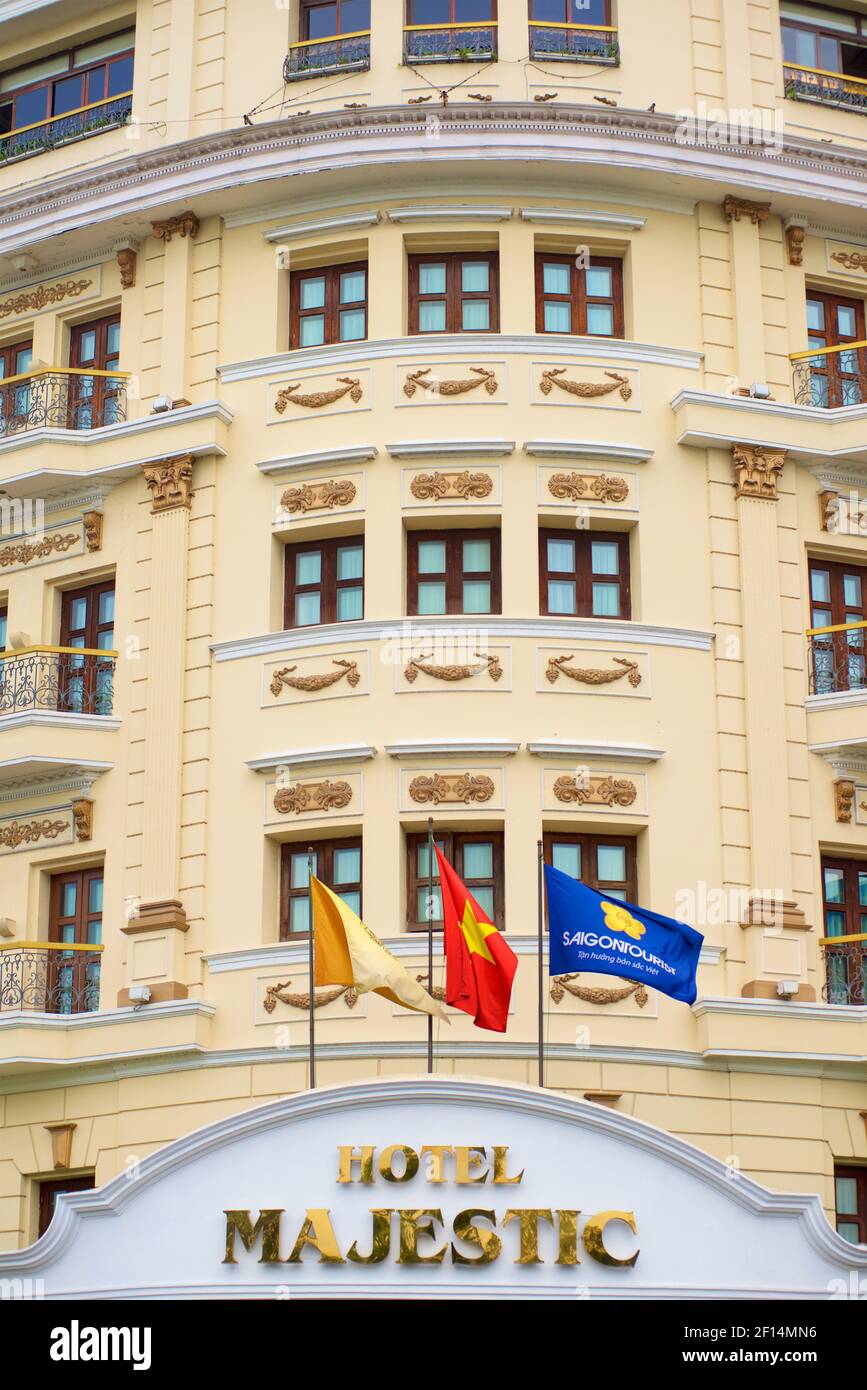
[265,771,362,825]
[400,767,504,812]
[536,646,649,697]
[0,515,96,573]
[542,767,648,817]
[262,649,369,707]
[0,268,100,325]
[395,642,511,693]
[538,464,636,513]
[403,469,499,507]
[274,471,364,525]
[0,802,82,855]
[395,361,506,407]
[256,972,369,1024]
[269,369,370,424]
[826,239,867,280]
[818,486,867,536]
[532,363,639,411]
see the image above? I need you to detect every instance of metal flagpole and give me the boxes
[537,839,545,1089]
[308,845,316,1090]
[427,816,435,1074]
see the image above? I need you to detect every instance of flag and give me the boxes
[435,847,517,1032]
[311,876,447,1019]
[544,864,703,1005]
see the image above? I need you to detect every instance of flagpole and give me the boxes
[427,816,435,1074]
[537,839,545,1089]
[308,845,316,1090]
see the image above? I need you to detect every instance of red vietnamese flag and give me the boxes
[435,846,517,1032]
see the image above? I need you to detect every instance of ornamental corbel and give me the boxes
[732,444,787,501]
[142,454,195,513]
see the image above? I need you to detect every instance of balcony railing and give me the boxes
[0,942,102,1015]
[403,20,497,64]
[790,340,867,408]
[0,647,117,718]
[807,620,867,696]
[529,21,620,64]
[822,936,866,1007]
[283,30,371,81]
[0,92,133,166]
[784,61,867,114]
[0,367,129,436]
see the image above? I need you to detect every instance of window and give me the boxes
[407,529,501,615]
[301,0,370,39]
[531,0,610,20]
[69,314,122,428]
[809,559,867,693]
[539,529,630,618]
[284,536,364,628]
[781,3,867,80]
[820,856,867,1005]
[0,340,33,432]
[59,579,115,714]
[48,868,103,1014]
[408,253,499,334]
[407,830,504,931]
[805,292,867,408]
[0,30,134,137]
[535,254,623,338]
[280,838,362,938]
[544,833,637,903]
[835,1166,867,1245]
[290,263,367,349]
[0,605,6,651]
[38,1175,96,1238]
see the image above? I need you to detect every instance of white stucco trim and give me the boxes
[693,997,867,1024]
[0,400,233,462]
[0,1000,215,1033]
[805,690,867,712]
[520,207,647,230]
[526,740,664,762]
[384,739,521,757]
[245,745,377,774]
[263,210,381,242]
[386,439,515,459]
[256,445,378,475]
[387,205,513,223]
[524,439,654,463]
[0,712,122,733]
[0,756,113,794]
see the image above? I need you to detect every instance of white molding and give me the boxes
[0,400,233,470]
[673,389,867,466]
[693,996,867,1025]
[385,739,520,758]
[256,445,377,476]
[246,745,377,774]
[805,689,867,712]
[524,439,654,463]
[212,615,715,664]
[0,757,112,795]
[527,740,665,763]
[386,205,513,223]
[219,334,704,384]
[0,1000,215,1034]
[520,206,646,230]
[0,711,121,733]
[386,439,514,459]
[263,210,380,242]
[809,738,867,770]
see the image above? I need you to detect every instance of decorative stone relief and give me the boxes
[540,368,632,402]
[723,195,770,225]
[546,654,641,687]
[409,471,494,501]
[280,478,358,513]
[403,367,498,398]
[82,511,104,552]
[404,651,502,684]
[273,780,353,816]
[0,278,92,320]
[548,471,629,503]
[553,774,638,808]
[71,798,94,842]
[408,773,496,805]
[732,444,786,501]
[142,455,195,513]
[270,659,360,696]
[151,212,200,243]
[275,377,363,412]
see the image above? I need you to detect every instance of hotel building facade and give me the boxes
[0,0,866,1295]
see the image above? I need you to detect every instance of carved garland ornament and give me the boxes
[270,659,360,696]
[403,366,498,398]
[280,479,357,513]
[408,773,495,805]
[273,779,353,815]
[142,455,194,513]
[409,471,493,502]
[550,974,649,1008]
[548,472,629,503]
[540,368,632,402]
[0,278,92,320]
[546,654,641,688]
[830,250,867,274]
[264,980,359,1012]
[0,818,67,850]
[834,778,855,824]
[553,775,638,808]
[275,377,363,412]
[0,533,78,568]
[404,650,502,683]
[732,444,787,501]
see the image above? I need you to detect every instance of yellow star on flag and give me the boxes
[458,900,496,963]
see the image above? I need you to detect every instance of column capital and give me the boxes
[723,194,771,225]
[732,443,787,500]
[142,454,195,513]
[151,211,200,243]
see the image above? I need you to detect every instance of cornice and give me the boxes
[693,997,867,1026]
[0,712,122,734]
[386,205,514,223]
[384,739,521,757]
[520,206,647,230]
[245,745,377,774]
[263,209,381,242]
[527,740,665,763]
[524,439,653,463]
[256,445,378,475]
[386,439,515,459]
[805,689,867,712]
[809,738,867,770]
[0,757,112,795]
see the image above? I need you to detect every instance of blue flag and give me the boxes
[545,864,703,1005]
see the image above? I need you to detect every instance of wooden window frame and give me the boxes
[279,836,362,941]
[538,527,631,619]
[835,1165,867,1245]
[821,854,867,936]
[300,0,370,40]
[68,313,122,428]
[58,578,115,715]
[283,534,365,630]
[406,830,505,932]
[534,253,624,338]
[407,528,502,616]
[0,604,6,652]
[806,290,867,408]
[0,338,33,379]
[59,578,115,651]
[289,260,368,350]
[0,35,134,135]
[38,1175,96,1238]
[543,832,638,904]
[781,7,867,76]
[408,251,500,335]
[530,0,611,21]
[407,1,498,23]
[809,557,867,693]
[49,867,104,948]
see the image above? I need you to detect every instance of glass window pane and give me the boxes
[810,569,830,603]
[461,261,489,293]
[603,888,628,902]
[299,315,325,347]
[337,545,363,581]
[291,851,316,888]
[418,885,443,923]
[13,86,49,128]
[547,537,575,573]
[544,301,571,332]
[107,54,134,97]
[473,885,495,919]
[794,28,817,66]
[340,270,366,303]
[338,308,365,341]
[587,303,615,336]
[300,277,326,310]
[106,322,120,356]
[838,306,857,337]
[87,919,102,946]
[336,587,363,621]
[417,840,446,879]
[462,299,490,331]
[333,847,360,884]
[419,263,446,295]
[16,347,32,374]
[597,844,626,882]
[97,630,114,650]
[339,890,361,916]
[552,842,581,878]
[419,301,447,332]
[342,0,371,29]
[88,878,103,914]
[824,910,845,937]
[824,867,845,903]
[836,1176,858,1215]
[838,1221,860,1244]
[859,873,867,907]
[418,541,446,574]
[296,551,322,585]
[61,883,77,917]
[463,841,493,878]
[463,539,490,572]
[418,581,446,614]
[295,591,321,625]
[843,574,862,608]
[98,590,115,625]
[52,74,83,116]
[806,300,824,332]
[462,579,491,612]
[592,582,620,616]
[591,541,619,575]
[548,580,576,614]
[586,266,613,298]
[290,897,311,933]
[543,262,570,295]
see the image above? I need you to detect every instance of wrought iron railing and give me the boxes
[822,937,867,1006]
[0,368,129,436]
[807,621,867,696]
[283,30,371,80]
[403,20,498,64]
[0,92,133,165]
[784,61,867,114]
[791,341,867,408]
[0,942,102,1014]
[529,21,620,63]
[0,647,117,717]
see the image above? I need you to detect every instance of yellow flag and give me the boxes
[311,877,448,1020]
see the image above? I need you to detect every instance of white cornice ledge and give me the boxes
[387,439,514,459]
[387,205,513,223]
[263,210,380,242]
[0,1000,215,1032]
[0,400,233,462]
[808,738,867,771]
[256,445,377,475]
[805,690,867,712]
[524,439,653,463]
[0,712,121,733]
[246,745,377,774]
[527,740,664,763]
[385,739,520,758]
[0,756,112,793]
[693,997,867,1026]
[520,207,646,230]
[213,616,715,663]
[673,389,867,466]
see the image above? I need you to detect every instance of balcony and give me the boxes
[784,61,867,115]
[0,92,132,167]
[283,31,371,81]
[822,937,866,1006]
[0,942,102,1015]
[403,20,497,64]
[0,368,129,437]
[0,648,117,720]
[791,341,867,408]
[807,621,866,698]
[528,21,619,64]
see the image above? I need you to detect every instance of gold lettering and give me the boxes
[419,1145,454,1183]
[223,1209,283,1264]
[378,1144,420,1183]
[337,1145,375,1183]
[492,1146,524,1184]
[346,1209,393,1264]
[397,1209,447,1264]
[503,1209,554,1264]
[583,1210,639,1268]
[451,1209,502,1264]
[556,1210,580,1266]
[285,1208,345,1264]
[455,1145,488,1184]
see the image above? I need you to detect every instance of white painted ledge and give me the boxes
[524,439,653,463]
[520,206,646,230]
[527,740,665,763]
[384,739,521,757]
[693,996,867,1025]
[0,756,112,794]
[263,209,380,242]
[0,400,233,461]
[256,445,377,475]
[387,205,513,222]
[0,1000,215,1032]
[246,745,377,774]
[0,712,121,733]
[805,689,867,712]
[387,439,515,459]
